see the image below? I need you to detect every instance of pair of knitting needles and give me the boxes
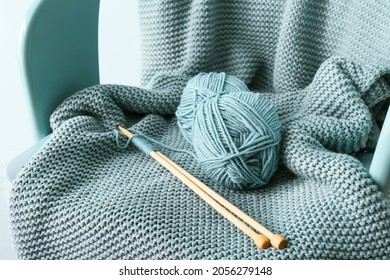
[118,126,287,250]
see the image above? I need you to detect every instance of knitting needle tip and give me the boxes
[118,125,134,138]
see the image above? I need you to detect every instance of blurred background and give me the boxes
[0,0,142,259]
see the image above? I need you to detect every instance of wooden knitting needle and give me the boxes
[117,126,269,249]
[151,151,271,250]
[156,151,287,250]
[118,126,284,249]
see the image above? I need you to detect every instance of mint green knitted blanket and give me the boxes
[10,0,390,259]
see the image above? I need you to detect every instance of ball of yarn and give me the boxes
[176,72,249,142]
[176,72,281,190]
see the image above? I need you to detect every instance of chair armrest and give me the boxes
[370,107,390,196]
[19,0,100,139]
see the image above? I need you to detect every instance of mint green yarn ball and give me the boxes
[176,72,281,190]
[176,72,249,142]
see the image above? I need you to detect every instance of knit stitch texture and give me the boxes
[10,0,390,259]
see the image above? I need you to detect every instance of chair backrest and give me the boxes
[370,109,390,196]
[19,0,100,140]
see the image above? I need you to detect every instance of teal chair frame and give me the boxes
[13,0,390,195]
[19,0,100,139]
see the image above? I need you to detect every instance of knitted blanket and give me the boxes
[10,0,390,259]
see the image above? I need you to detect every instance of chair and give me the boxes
[5,0,100,219]
[7,0,390,193]
[5,0,390,258]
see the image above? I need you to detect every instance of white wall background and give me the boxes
[0,0,141,259]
